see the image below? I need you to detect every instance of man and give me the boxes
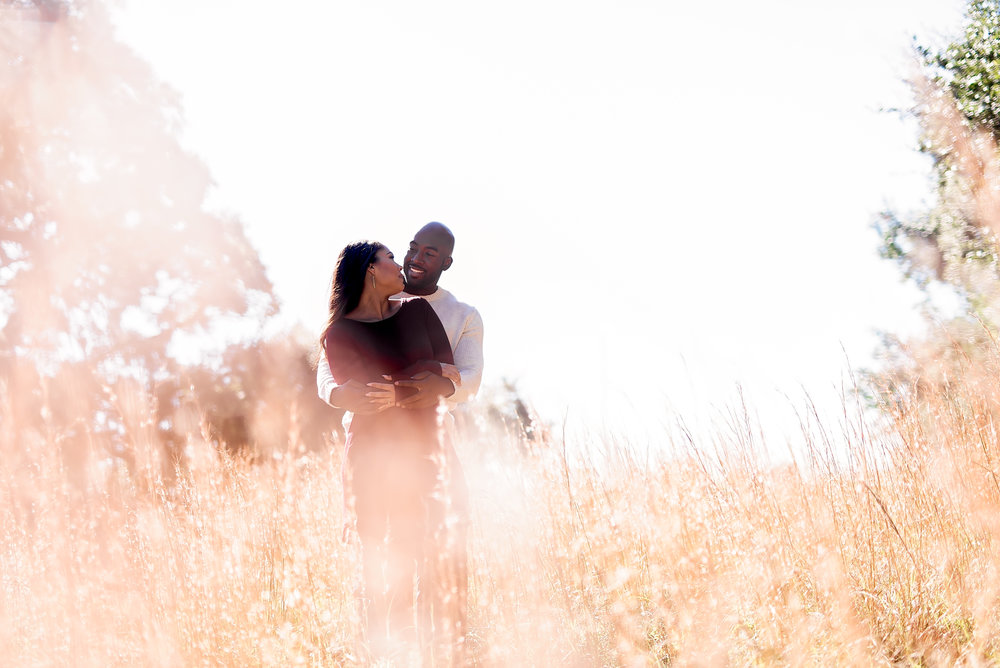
[316,221,482,655]
[317,221,484,413]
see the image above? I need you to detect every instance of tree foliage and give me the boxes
[873,0,1000,400]
[0,2,340,473]
[926,0,1000,136]
[878,0,1000,319]
[0,1,275,369]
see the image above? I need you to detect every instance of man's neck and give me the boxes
[404,284,439,297]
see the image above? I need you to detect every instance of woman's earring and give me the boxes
[371,272,376,290]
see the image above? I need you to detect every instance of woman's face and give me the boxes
[370,247,405,294]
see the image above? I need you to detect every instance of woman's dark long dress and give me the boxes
[324,297,455,646]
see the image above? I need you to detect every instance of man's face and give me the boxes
[403,229,453,294]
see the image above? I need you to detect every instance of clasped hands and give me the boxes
[362,363,459,412]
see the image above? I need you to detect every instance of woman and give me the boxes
[319,240,457,656]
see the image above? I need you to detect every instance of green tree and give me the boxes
[874,0,1000,398]
[879,0,1000,320]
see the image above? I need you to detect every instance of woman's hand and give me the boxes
[440,363,462,387]
[330,379,382,414]
[394,370,456,408]
[365,379,396,412]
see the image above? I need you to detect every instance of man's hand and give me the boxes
[394,371,456,409]
[440,363,462,387]
[329,379,383,414]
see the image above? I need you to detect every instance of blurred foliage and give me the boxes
[456,378,547,456]
[0,1,341,477]
[878,0,1000,313]
[874,0,1000,400]
[0,1,275,364]
[924,0,1000,135]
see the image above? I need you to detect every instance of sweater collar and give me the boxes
[401,286,448,302]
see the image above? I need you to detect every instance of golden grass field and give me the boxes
[7,3,1000,665]
[3,359,1000,667]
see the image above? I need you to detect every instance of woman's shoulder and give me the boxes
[324,317,357,342]
[397,296,433,313]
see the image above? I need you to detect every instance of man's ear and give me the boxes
[442,256,453,272]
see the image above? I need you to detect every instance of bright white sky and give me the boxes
[114,0,967,447]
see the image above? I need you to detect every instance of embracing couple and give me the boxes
[316,222,484,663]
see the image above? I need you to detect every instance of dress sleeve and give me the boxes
[324,326,369,385]
[393,359,444,379]
[386,299,455,381]
[422,299,455,366]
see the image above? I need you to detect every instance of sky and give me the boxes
[113,0,968,447]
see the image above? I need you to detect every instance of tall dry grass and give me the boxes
[3,356,1000,666]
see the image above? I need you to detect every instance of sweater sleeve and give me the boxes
[450,307,484,405]
[316,347,341,406]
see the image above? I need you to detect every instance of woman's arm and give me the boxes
[391,359,443,380]
[393,300,456,408]
[425,300,455,367]
[324,330,384,414]
[389,360,461,387]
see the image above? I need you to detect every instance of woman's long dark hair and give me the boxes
[320,240,384,349]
